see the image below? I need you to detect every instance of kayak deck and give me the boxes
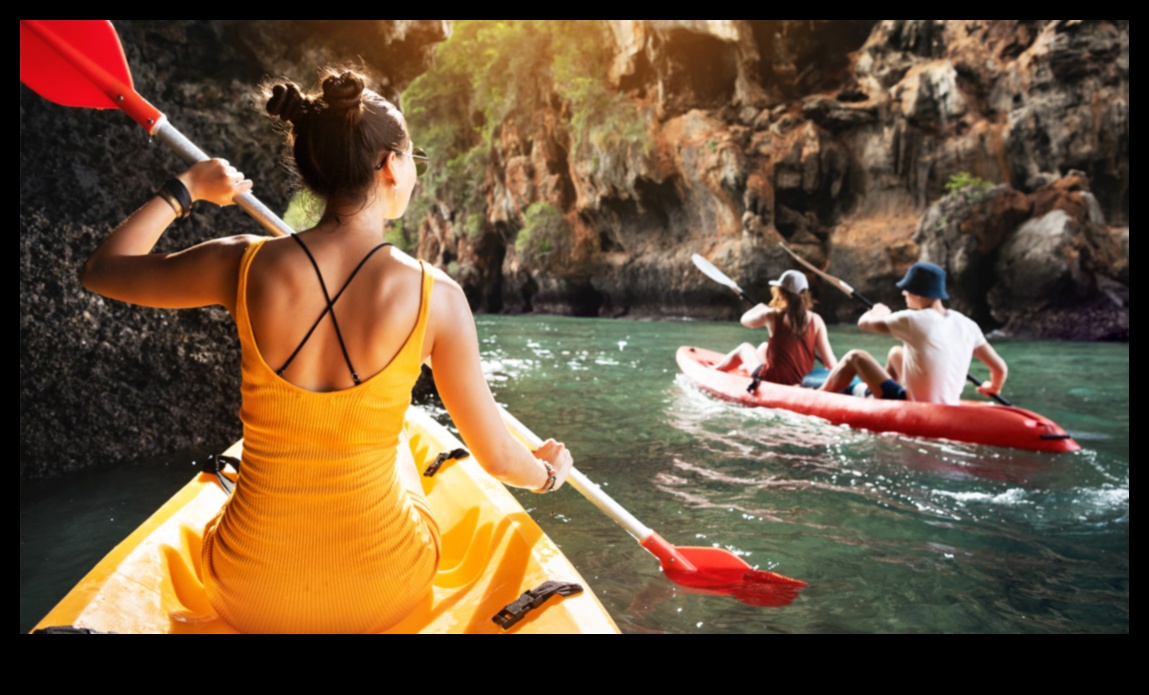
[33,406,619,634]
[677,346,1080,453]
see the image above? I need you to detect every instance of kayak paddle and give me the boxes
[20,19,294,238]
[691,253,757,305]
[779,242,1013,406]
[498,407,807,607]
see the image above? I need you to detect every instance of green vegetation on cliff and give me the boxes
[283,189,322,232]
[515,202,571,269]
[403,21,647,231]
[945,171,994,202]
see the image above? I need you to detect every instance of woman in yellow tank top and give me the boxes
[80,70,574,633]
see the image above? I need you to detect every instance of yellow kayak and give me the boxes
[32,406,619,634]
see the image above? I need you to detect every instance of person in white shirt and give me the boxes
[818,262,1007,405]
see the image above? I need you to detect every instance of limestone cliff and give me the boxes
[412,20,1127,340]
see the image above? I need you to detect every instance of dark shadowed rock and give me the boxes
[990,210,1128,340]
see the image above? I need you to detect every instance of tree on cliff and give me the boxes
[403,20,646,242]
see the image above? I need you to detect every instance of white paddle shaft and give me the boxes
[153,119,295,238]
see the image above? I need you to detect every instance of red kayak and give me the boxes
[676,346,1080,453]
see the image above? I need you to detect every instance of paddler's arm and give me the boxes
[80,159,255,311]
[423,271,572,492]
[857,303,893,335]
[740,304,774,329]
[972,342,1008,397]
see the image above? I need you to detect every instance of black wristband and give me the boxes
[155,188,183,217]
[160,178,193,219]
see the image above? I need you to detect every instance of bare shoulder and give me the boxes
[416,256,477,362]
[208,234,275,280]
[385,247,449,288]
[221,233,265,249]
[385,249,468,313]
[427,264,469,314]
[213,233,263,250]
[197,233,265,262]
[384,245,425,271]
[409,254,452,283]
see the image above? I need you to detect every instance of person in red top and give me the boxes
[712,269,838,392]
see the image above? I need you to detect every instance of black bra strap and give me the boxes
[277,236,393,385]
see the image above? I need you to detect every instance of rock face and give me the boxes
[19,20,1129,477]
[915,173,1127,339]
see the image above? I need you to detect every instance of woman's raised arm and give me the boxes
[80,159,255,311]
[739,303,774,329]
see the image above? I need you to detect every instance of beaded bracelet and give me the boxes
[157,178,193,219]
[532,460,557,494]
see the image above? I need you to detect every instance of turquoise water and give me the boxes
[20,315,1129,633]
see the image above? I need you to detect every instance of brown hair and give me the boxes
[768,286,813,336]
[264,69,409,205]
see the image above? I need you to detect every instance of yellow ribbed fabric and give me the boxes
[203,238,441,633]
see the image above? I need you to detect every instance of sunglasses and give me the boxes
[377,146,429,177]
[410,147,429,177]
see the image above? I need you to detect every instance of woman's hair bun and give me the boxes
[322,72,365,114]
[266,82,313,127]
[262,67,406,202]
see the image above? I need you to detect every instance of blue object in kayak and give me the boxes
[801,368,861,391]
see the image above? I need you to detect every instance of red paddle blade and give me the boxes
[21,20,129,109]
[727,569,808,608]
[642,534,807,607]
[20,20,161,130]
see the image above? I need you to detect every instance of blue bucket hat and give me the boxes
[896,262,949,300]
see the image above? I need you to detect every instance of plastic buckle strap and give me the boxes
[423,448,469,477]
[199,454,241,495]
[746,364,765,393]
[492,580,583,630]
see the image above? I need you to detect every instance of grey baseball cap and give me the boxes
[770,269,809,294]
